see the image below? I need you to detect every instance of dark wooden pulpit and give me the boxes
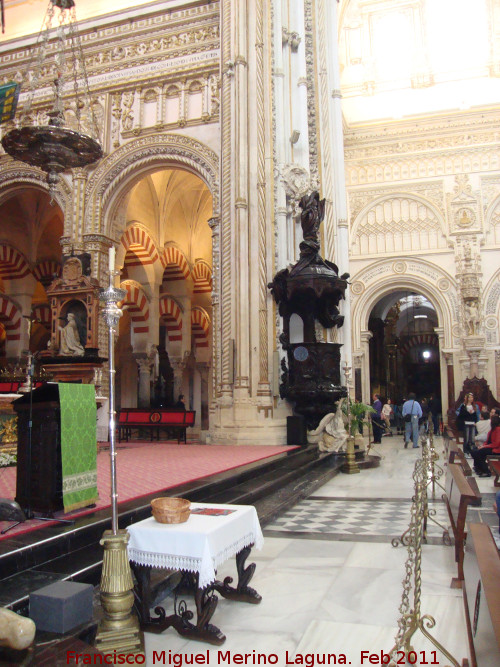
[14,384,64,515]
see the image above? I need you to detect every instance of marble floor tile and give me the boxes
[141,436,480,667]
[144,626,298,664]
[320,566,403,627]
[293,616,469,667]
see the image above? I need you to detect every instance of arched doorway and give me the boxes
[113,166,213,433]
[368,291,441,405]
[0,188,63,364]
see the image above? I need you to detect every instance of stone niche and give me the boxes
[40,254,105,383]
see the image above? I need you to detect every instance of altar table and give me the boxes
[127,503,263,645]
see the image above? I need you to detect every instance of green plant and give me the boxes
[342,399,375,436]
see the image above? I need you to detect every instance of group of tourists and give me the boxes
[370,390,500,478]
[370,393,442,448]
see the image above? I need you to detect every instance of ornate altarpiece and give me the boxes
[41,254,104,383]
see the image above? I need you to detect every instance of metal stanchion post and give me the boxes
[342,363,360,475]
[95,250,143,655]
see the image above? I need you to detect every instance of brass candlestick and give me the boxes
[342,363,360,475]
[95,264,143,655]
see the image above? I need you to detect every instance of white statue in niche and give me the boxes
[464,301,481,337]
[308,399,348,452]
[59,312,85,356]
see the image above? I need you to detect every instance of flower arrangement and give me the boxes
[0,451,16,467]
[342,399,375,436]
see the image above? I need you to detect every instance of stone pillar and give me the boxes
[495,350,500,399]
[208,217,220,400]
[197,363,210,431]
[170,359,185,404]
[135,355,153,408]
[353,353,363,402]
[83,233,115,287]
[443,353,455,420]
[72,168,89,245]
[464,336,486,379]
[360,331,373,403]
[469,351,479,379]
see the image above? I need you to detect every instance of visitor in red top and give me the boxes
[472,414,500,477]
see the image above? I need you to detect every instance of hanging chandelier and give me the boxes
[1,0,102,190]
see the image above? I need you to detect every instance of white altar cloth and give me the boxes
[127,503,264,589]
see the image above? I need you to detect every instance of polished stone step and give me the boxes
[0,445,326,612]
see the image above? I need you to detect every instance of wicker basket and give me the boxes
[151,497,191,524]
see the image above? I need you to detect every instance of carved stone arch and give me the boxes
[482,268,500,346]
[192,259,212,294]
[188,79,204,92]
[351,193,447,256]
[350,259,457,352]
[120,279,151,335]
[484,192,500,244]
[119,223,160,268]
[191,306,210,349]
[0,163,72,230]
[0,294,22,341]
[84,133,219,238]
[162,244,191,281]
[159,294,183,343]
[0,243,31,281]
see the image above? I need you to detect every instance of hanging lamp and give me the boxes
[1,0,102,194]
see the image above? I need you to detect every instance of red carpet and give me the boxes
[0,441,295,540]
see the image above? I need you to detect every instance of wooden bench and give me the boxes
[443,462,481,584]
[487,457,500,487]
[118,408,196,443]
[462,523,500,667]
[443,429,482,505]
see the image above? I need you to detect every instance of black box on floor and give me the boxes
[30,581,93,634]
[287,415,307,446]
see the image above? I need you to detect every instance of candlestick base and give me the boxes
[94,530,143,655]
[342,435,360,474]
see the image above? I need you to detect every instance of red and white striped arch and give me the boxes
[120,281,150,334]
[0,244,30,281]
[191,307,210,349]
[192,260,212,294]
[399,333,438,356]
[0,296,21,341]
[159,295,183,342]
[121,227,160,269]
[32,303,51,329]
[33,260,61,288]
[161,246,190,282]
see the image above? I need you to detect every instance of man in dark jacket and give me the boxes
[371,393,384,444]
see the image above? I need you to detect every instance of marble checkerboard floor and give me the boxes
[265,496,450,544]
[143,436,499,667]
